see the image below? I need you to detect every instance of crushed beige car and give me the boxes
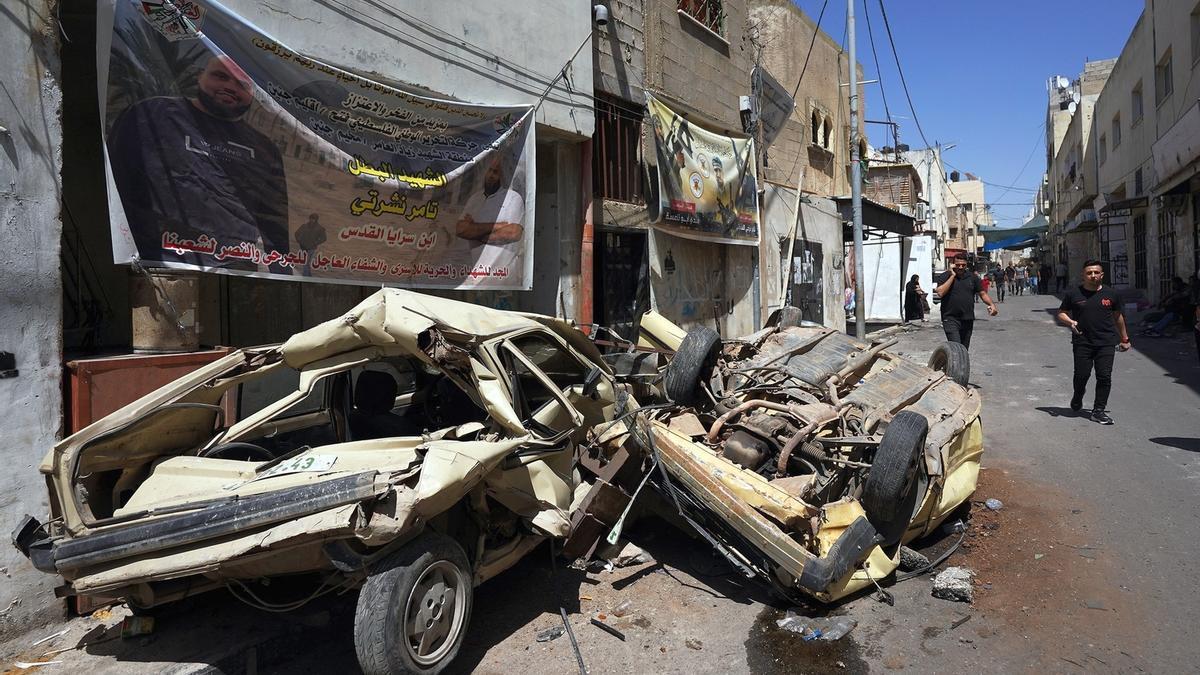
[13,289,623,675]
[597,313,983,602]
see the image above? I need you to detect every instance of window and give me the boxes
[811,111,820,145]
[1131,81,1144,123]
[503,334,588,437]
[1157,208,1177,298]
[1098,134,1107,165]
[822,118,832,150]
[511,333,589,391]
[594,94,644,204]
[239,367,325,421]
[1111,114,1121,149]
[1133,214,1148,289]
[1135,168,1144,195]
[1156,48,1174,105]
[677,0,724,36]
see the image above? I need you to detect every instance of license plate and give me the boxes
[256,454,338,479]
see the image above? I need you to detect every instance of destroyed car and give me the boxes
[592,312,983,602]
[12,289,624,675]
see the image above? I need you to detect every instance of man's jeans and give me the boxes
[1072,343,1115,411]
[942,316,974,349]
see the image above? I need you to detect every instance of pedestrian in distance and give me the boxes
[1055,261,1068,293]
[904,274,927,322]
[1005,264,1016,295]
[1040,263,1053,295]
[1056,260,1131,425]
[991,265,1006,303]
[934,254,999,350]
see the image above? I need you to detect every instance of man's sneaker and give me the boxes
[1091,410,1114,425]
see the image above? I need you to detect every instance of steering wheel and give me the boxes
[199,442,274,462]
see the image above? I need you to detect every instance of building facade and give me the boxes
[1045,0,1200,301]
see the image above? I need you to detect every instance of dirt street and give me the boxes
[4,292,1199,673]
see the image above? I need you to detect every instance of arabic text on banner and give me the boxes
[102,0,535,289]
[647,93,759,246]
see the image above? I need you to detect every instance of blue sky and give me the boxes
[802,0,1145,227]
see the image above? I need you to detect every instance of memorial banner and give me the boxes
[102,0,535,289]
[647,93,758,245]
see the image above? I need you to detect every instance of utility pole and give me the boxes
[848,0,865,339]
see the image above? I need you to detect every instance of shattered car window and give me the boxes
[511,334,589,390]
[239,367,324,421]
[505,352,576,436]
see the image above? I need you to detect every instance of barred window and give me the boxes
[593,95,645,205]
[677,0,725,36]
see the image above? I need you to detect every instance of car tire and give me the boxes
[863,411,929,546]
[927,342,970,387]
[663,326,721,405]
[354,533,473,675]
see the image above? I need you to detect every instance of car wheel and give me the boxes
[354,533,473,675]
[663,326,721,406]
[863,411,929,546]
[927,342,970,387]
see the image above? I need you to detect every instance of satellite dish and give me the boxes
[1057,76,1069,90]
[1068,101,1078,114]
[1072,91,1081,104]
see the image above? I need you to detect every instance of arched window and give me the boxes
[822,119,832,149]
[811,111,820,145]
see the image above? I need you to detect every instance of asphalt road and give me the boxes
[4,291,1199,673]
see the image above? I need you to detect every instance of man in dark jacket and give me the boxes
[109,55,289,269]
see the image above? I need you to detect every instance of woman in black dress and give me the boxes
[904,274,926,322]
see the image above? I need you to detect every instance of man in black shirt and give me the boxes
[1056,260,1131,424]
[109,55,289,269]
[934,254,999,349]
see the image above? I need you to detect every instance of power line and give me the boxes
[874,0,931,151]
[789,0,831,101]
[989,122,1046,205]
[861,0,892,127]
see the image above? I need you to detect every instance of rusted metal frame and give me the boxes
[860,369,947,434]
[775,408,842,474]
[650,425,816,580]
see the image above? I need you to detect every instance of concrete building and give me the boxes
[1045,0,1200,302]
[945,176,992,256]
[3,0,598,641]
[1046,59,1115,278]
[902,146,952,260]
[589,0,863,336]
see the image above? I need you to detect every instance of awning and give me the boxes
[981,214,1048,252]
[834,196,915,238]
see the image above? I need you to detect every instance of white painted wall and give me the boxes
[218,0,595,139]
[0,0,66,641]
[760,185,846,333]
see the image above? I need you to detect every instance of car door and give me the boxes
[483,331,593,536]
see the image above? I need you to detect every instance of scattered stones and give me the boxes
[931,567,975,603]
[535,626,565,642]
[985,498,1004,511]
[898,546,931,571]
[685,638,703,650]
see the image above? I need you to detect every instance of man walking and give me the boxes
[934,254,999,349]
[1056,260,1131,424]
[1055,261,1068,293]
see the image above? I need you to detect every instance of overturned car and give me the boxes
[591,314,983,602]
[12,292,982,673]
[13,289,625,674]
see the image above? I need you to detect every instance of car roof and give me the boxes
[280,288,595,370]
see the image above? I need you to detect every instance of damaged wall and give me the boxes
[0,0,66,640]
